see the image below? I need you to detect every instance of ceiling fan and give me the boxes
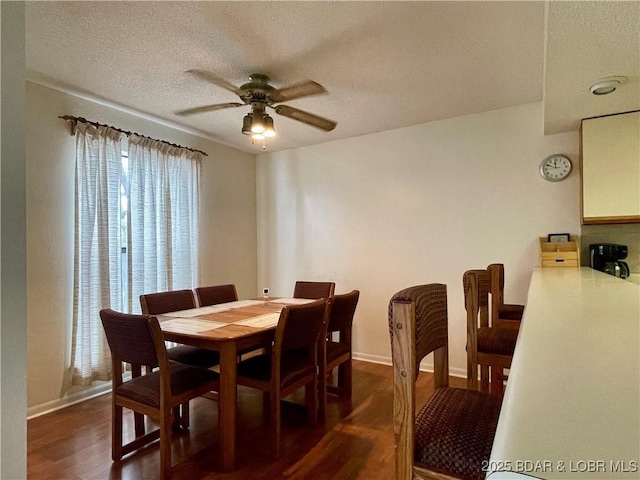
[174,70,337,146]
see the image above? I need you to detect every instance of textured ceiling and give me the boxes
[25,1,639,154]
[544,1,640,134]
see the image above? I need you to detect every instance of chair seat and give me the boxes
[116,363,219,408]
[237,351,315,388]
[326,341,350,363]
[415,387,502,480]
[477,327,518,356]
[167,345,220,368]
[499,304,524,320]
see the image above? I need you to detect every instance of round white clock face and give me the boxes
[540,155,572,182]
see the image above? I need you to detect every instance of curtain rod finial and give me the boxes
[59,115,78,136]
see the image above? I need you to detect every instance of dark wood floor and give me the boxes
[28,360,465,480]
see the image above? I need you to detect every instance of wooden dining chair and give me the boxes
[389,284,502,480]
[194,284,238,307]
[293,281,335,299]
[140,289,221,429]
[100,309,219,480]
[236,298,330,458]
[140,289,220,370]
[319,289,359,419]
[487,263,525,330]
[464,269,518,395]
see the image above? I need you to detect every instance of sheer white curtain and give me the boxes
[127,135,202,313]
[71,123,124,386]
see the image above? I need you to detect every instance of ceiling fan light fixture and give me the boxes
[250,114,266,134]
[241,114,253,135]
[176,71,336,149]
[263,115,276,138]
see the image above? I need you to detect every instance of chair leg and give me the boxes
[339,360,352,400]
[270,390,282,458]
[112,403,124,461]
[263,391,271,419]
[159,407,173,480]
[467,350,479,390]
[131,365,145,436]
[180,402,190,429]
[337,363,345,390]
[480,365,490,393]
[306,380,318,427]
[319,364,327,422]
[171,406,182,431]
[491,367,505,395]
[134,413,145,437]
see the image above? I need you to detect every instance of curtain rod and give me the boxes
[58,115,208,157]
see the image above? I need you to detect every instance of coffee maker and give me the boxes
[589,243,630,279]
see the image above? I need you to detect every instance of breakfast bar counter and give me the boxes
[487,267,640,479]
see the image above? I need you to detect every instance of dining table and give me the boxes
[157,297,315,472]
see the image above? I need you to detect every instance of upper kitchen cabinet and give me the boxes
[581,111,640,224]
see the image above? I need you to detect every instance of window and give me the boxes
[70,126,202,386]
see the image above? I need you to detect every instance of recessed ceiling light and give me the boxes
[591,80,619,95]
[589,76,628,95]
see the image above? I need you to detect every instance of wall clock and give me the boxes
[539,154,572,182]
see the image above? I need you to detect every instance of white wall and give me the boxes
[25,90,580,412]
[257,102,580,375]
[26,82,257,413]
[1,2,28,477]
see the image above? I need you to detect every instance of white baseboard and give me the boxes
[27,381,112,420]
[353,352,467,379]
[353,352,392,366]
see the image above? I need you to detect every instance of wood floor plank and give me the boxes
[28,360,465,480]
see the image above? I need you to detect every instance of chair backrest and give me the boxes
[463,269,491,328]
[327,290,360,337]
[390,285,503,480]
[464,269,492,391]
[388,284,449,386]
[487,263,524,328]
[140,289,196,315]
[100,309,166,370]
[293,281,335,300]
[275,298,329,357]
[195,284,238,307]
[487,263,504,323]
[389,283,450,480]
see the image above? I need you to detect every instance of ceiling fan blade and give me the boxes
[270,80,327,103]
[174,102,244,116]
[274,105,337,132]
[186,69,244,96]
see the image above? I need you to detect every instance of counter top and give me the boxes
[487,267,640,479]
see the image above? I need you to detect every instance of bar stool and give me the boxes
[488,263,525,330]
[464,269,518,395]
[389,283,502,480]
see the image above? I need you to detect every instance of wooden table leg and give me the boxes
[219,342,238,472]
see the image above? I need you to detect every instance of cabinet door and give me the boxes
[581,111,640,224]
